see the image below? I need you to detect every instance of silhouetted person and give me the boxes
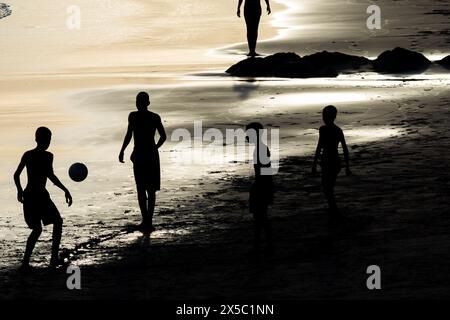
[119,92,166,232]
[312,106,351,223]
[14,127,73,271]
[237,0,271,57]
[246,122,273,251]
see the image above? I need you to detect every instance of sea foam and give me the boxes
[0,3,12,20]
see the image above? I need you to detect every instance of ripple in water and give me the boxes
[0,3,11,20]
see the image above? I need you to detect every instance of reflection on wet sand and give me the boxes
[1,0,450,299]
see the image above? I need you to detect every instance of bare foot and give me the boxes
[247,52,261,57]
[19,263,34,274]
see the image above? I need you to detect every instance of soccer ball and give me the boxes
[69,163,88,182]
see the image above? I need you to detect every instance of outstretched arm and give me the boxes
[265,0,271,14]
[48,156,72,206]
[312,132,322,174]
[119,114,133,163]
[156,119,167,149]
[237,0,243,17]
[13,155,26,203]
[340,131,351,175]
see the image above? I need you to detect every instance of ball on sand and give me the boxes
[69,163,88,182]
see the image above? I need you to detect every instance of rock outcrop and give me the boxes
[372,47,431,74]
[437,55,450,69]
[226,47,440,78]
[226,51,371,78]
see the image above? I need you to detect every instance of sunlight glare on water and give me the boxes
[344,127,403,143]
[275,92,369,106]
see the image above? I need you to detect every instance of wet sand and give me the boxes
[2,80,450,299]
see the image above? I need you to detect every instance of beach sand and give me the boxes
[2,78,450,299]
[1,0,450,299]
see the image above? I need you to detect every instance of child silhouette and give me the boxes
[14,127,72,271]
[312,106,351,222]
[246,122,273,251]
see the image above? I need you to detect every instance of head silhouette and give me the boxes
[136,92,150,111]
[246,122,264,143]
[35,127,52,150]
[322,105,337,125]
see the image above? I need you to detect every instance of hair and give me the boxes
[35,126,52,143]
[137,91,149,101]
[245,122,264,144]
[322,105,337,120]
[136,91,150,110]
[245,122,264,132]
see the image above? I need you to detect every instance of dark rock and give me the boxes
[273,60,339,78]
[275,51,371,78]
[301,51,371,72]
[226,48,442,78]
[437,55,450,69]
[226,51,370,78]
[262,52,302,67]
[225,52,301,77]
[373,47,431,74]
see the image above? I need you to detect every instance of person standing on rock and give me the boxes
[237,0,271,57]
[246,122,274,252]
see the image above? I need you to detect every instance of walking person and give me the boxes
[119,92,166,232]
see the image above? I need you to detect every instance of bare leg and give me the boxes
[257,207,272,253]
[253,213,262,250]
[50,218,63,265]
[136,185,149,225]
[254,223,262,250]
[23,226,42,267]
[245,14,261,56]
[147,190,156,228]
[263,216,272,248]
[322,173,341,221]
[325,185,337,212]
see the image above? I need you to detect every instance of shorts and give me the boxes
[23,188,62,229]
[131,148,161,191]
[249,179,274,213]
